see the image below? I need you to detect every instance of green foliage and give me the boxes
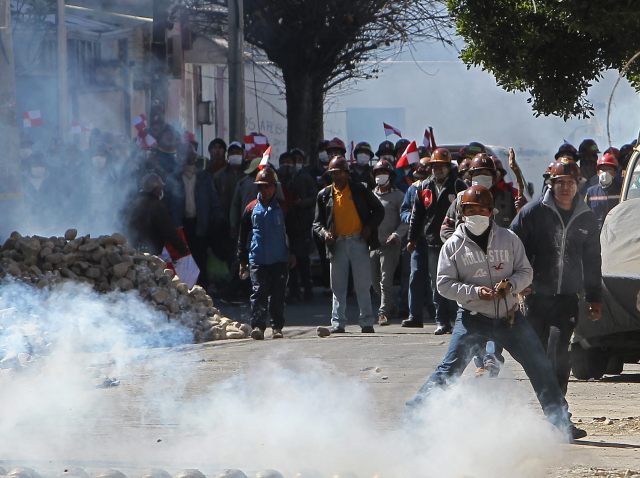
[448,0,640,119]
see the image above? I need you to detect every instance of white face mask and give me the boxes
[92,155,107,169]
[30,166,46,179]
[228,154,243,166]
[318,151,329,163]
[464,215,491,235]
[599,171,613,187]
[356,153,370,166]
[375,174,390,186]
[295,163,303,172]
[471,174,493,189]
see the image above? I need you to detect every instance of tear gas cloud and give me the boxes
[0,278,565,476]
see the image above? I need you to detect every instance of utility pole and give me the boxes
[57,0,68,142]
[150,0,170,136]
[227,0,245,142]
[0,0,22,233]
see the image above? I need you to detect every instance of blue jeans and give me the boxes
[330,236,374,328]
[427,245,456,327]
[410,308,571,431]
[408,238,435,322]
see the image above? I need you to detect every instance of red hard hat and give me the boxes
[469,153,496,173]
[597,152,619,170]
[373,159,394,174]
[549,161,580,181]
[430,147,452,164]
[460,185,494,210]
[327,155,350,172]
[254,167,277,185]
[327,137,347,154]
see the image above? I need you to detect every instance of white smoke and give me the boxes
[0,280,565,477]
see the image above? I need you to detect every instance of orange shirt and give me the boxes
[333,184,362,237]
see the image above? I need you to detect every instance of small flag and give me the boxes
[133,113,157,149]
[349,140,355,163]
[245,133,269,154]
[422,129,431,150]
[396,140,419,168]
[70,120,90,135]
[383,122,402,138]
[258,145,272,170]
[23,110,43,128]
[429,126,437,149]
[132,114,147,131]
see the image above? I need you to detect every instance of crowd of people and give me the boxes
[17,123,634,441]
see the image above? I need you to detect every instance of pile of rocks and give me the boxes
[0,230,250,342]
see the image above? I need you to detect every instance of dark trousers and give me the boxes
[427,244,456,326]
[314,234,330,288]
[525,294,579,395]
[182,217,208,288]
[411,308,570,431]
[249,262,289,330]
[408,238,435,322]
[288,254,312,294]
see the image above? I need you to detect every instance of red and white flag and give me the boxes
[422,127,437,151]
[245,133,269,154]
[23,110,43,128]
[396,140,419,168]
[383,122,402,138]
[258,145,272,170]
[132,113,147,132]
[349,140,355,163]
[70,120,90,135]
[133,113,157,149]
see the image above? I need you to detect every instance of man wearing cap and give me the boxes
[400,156,436,328]
[314,156,385,335]
[511,161,602,397]
[578,138,600,186]
[407,185,587,442]
[585,152,622,230]
[370,159,408,325]
[351,142,375,189]
[126,173,188,256]
[285,148,319,302]
[238,168,295,340]
[408,148,467,334]
[376,140,396,164]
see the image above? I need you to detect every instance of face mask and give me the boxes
[30,166,46,178]
[228,154,243,166]
[599,171,613,187]
[295,163,303,172]
[92,155,107,169]
[464,215,490,235]
[471,174,493,189]
[375,174,389,186]
[20,148,32,160]
[356,153,370,166]
[318,151,329,163]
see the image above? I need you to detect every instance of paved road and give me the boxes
[1,292,639,478]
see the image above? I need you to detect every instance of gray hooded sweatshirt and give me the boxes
[436,222,533,319]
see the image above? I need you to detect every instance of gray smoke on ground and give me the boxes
[0,281,564,477]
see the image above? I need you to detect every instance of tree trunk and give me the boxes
[283,69,325,168]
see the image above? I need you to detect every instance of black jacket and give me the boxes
[408,175,467,246]
[313,179,385,258]
[126,192,188,256]
[510,189,602,302]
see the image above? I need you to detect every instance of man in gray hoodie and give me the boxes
[407,185,586,441]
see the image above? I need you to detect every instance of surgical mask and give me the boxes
[318,151,329,163]
[30,166,46,178]
[599,171,613,187]
[228,154,243,166]
[295,163,303,172]
[464,215,491,235]
[375,174,389,186]
[92,155,107,169]
[471,174,493,189]
[356,153,370,166]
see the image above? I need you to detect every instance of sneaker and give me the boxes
[361,326,375,333]
[570,423,587,441]
[401,318,424,328]
[434,325,452,335]
[272,329,284,339]
[378,314,389,326]
[483,356,501,377]
[250,327,265,340]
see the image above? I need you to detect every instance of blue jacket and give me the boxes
[585,177,622,230]
[400,182,419,224]
[510,189,602,302]
[238,195,290,265]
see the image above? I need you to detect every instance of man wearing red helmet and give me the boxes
[585,152,622,230]
[511,161,602,401]
[407,185,586,441]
